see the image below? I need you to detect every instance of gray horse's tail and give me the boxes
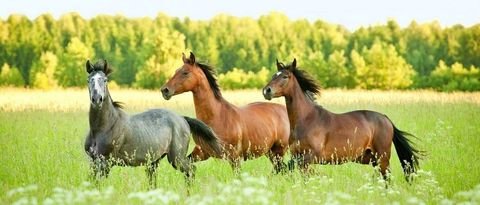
[183,116,223,156]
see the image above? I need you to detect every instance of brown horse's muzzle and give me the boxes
[161,86,173,100]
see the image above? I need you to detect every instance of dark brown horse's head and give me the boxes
[161,52,222,100]
[263,58,297,100]
[263,58,320,100]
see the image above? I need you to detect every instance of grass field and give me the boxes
[1,88,480,204]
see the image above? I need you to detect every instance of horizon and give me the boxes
[0,0,479,30]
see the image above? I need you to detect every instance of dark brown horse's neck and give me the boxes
[89,91,119,134]
[191,79,229,124]
[284,81,319,129]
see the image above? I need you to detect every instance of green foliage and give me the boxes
[57,37,94,87]
[134,29,185,89]
[218,67,270,90]
[31,51,58,89]
[0,63,25,86]
[0,12,479,90]
[352,41,415,89]
[427,61,480,91]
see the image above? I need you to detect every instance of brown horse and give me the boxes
[161,52,290,173]
[262,58,421,181]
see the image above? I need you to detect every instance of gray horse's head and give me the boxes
[86,60,111,108]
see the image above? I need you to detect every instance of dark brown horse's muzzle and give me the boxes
[263,86,273,100]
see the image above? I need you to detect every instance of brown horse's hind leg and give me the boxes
[268,143,287,174]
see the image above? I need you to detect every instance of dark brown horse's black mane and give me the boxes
[195,62,222,99]
[281,63,321,99]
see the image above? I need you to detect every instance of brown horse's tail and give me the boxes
[391,123,422,181]
[183,116,223,156]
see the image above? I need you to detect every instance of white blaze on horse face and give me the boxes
[92,73,104,93]
[275,71,282,77]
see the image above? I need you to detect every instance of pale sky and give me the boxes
[0,0,478,30]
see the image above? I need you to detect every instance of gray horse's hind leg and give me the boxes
[167,152,196,184]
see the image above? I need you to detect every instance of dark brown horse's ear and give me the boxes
[291,58,297,69]
[86,60,93,73]
[276,59,283,71]
[182,53,188,64]
[189,52,196,64]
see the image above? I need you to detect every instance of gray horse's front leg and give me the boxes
[146,159,160,189]
[90,155,110,182]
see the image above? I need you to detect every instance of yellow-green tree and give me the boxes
[0,63,24,86]
[352,41,415,89]
[31,51,58,89]
[134,29,185,89]
[57,37,94,87]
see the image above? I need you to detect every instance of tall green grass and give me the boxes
[1,89,479,204]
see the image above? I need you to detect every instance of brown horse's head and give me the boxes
[161,52,202,100]
[263,58,320,100]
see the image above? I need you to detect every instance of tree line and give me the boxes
[0,12,479,91]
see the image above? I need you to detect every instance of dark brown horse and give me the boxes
[263,58,421,181]
[161,52,290,173]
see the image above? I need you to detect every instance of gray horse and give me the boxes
[84,59,222,187]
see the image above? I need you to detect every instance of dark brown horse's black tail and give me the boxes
[183,116,223,156]
[392,124,421,181]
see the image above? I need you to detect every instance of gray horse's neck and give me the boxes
[89,91,120,135]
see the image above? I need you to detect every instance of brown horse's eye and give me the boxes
[282,75,288,79]
[182,71,189,76]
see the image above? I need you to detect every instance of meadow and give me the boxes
[1,88,479,204]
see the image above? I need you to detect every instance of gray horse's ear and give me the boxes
[182,53,188,64]
[189,52,196,64]
[103,59,111,74]
[86,60,93,73]
[276,59,283,71]
[291,58,297,69]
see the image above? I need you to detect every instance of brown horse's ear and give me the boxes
[86,60,93,73]
[276,59,283,71]
[182,53,188,64]
[189,52,196,64]
[291,58,297,69]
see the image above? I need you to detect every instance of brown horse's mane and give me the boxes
[195,62,222,99]
[281,63,321,100]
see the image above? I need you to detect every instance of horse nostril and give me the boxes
[161,87,169,94]
[266,87,272,94]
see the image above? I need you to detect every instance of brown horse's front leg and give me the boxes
[187,145,210,162]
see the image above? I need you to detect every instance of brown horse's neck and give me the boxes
[89,90,119,134]
[191,78,229,124]
[284,79,318,129]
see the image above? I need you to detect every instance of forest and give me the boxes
[0,12,479,91]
